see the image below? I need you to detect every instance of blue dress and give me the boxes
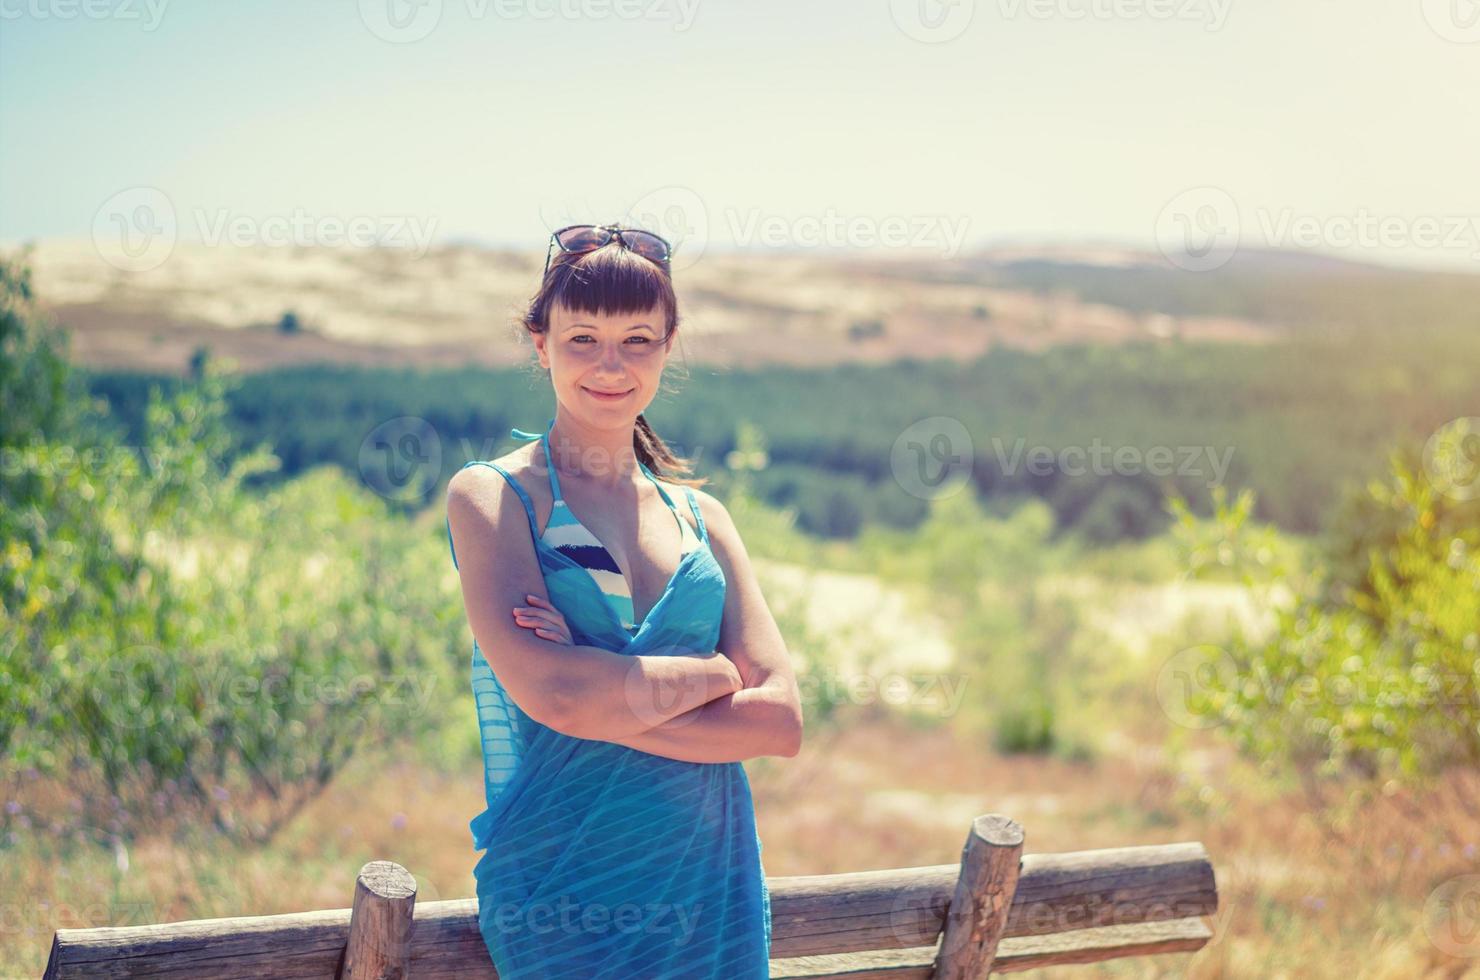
[444,418,772,979]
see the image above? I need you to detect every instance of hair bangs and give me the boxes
[544,243,676,333]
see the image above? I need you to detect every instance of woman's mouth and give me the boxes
[584,386,633,401]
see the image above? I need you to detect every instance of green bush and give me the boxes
[1180,451,1480,784]
[1,254,466,842]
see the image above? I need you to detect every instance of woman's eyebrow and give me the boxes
[564,322,655,331]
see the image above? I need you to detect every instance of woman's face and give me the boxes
[535,302,675,425]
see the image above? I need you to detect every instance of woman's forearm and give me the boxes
[601,677,802,763]
[553,647,743,741]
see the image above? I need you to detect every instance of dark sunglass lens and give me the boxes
[556,226,611,251]
[621,230,671,262]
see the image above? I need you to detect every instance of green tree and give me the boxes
[1180,451,1480,788]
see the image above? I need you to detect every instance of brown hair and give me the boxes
[520,240,707,488]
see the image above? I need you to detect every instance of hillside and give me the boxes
[17,238,1281,374]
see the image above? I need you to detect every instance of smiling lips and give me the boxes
[585,386,633,400]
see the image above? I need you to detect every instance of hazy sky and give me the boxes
[3,0,1477,270]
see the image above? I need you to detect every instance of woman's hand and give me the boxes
[512,594,573,645]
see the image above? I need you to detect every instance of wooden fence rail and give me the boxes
[44,812,1219,979]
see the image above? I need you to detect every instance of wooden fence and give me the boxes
[44,812,1219,978]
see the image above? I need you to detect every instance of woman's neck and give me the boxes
[546,415,643,490]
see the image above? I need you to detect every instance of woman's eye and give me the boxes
[567,335,653,348]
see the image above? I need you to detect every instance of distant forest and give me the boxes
[83,258,1480,544]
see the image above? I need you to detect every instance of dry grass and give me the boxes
[18,239,1278,375]
[7,704,1480,978]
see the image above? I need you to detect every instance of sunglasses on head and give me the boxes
[543,224,673,276]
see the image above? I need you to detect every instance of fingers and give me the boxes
[512,598,572,644]
[512,608,555,629]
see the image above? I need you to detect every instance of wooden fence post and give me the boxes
[338,860,418,980]
[931,813,1025,979]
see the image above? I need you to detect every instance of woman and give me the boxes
[444,223,803,979]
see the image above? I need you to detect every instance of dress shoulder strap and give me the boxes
[510,418,560,505]
[444,460,539,571]
[680,486,708,545]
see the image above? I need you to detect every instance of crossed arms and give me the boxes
[447,469,803,765]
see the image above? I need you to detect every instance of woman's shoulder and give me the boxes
[656,482,737,539]
[447,444,548,514]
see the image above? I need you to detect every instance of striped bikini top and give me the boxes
[512,419,699,634]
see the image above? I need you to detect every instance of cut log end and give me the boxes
[338,861,419,980]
